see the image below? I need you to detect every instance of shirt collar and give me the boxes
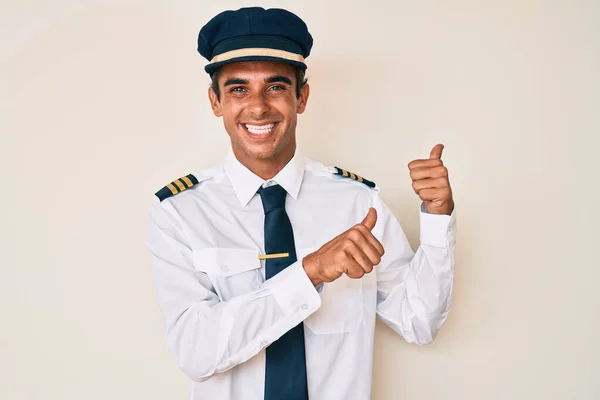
[224,147,305,208]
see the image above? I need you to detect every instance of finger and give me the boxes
[321,267,342,283]
[409,165,448,181]
[408,158,443,170]
[345,259,366,279]
[353,224,385,257]
[412,177,449,193]
[360,207,377,231]
[359,240,382,267]
[417,188,450,201]
[346,227,384,264]
[344,243,374,274]
[429,143,444,159]
[320,208,378,253]
[325,208,377,249]
[319,207,377,251]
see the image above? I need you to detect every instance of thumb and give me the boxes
[429,143,445,159]
[361,207,377,231]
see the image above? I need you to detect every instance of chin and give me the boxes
[243,146,277,160]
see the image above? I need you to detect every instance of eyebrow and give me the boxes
[223,78,248,86]
[222,75,293,87]
[266,76,293,85]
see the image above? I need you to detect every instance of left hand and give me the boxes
[408,144,454,215]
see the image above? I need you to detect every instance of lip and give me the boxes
[239,122,279,139]
[240,121,279,126]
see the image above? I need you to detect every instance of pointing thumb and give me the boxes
[361,208,377,231]
[429,143,444,159]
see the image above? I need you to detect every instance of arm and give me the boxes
[373,195,456,345]
[145,203,321,382]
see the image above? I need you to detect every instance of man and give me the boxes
[146,7,456,400]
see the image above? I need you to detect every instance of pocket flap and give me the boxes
[193,248,261,277]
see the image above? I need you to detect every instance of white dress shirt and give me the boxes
[146,149,456,400]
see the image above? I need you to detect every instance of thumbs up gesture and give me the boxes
[408,144,454,215]
[302,208,385,285]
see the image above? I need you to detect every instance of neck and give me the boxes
[233,144,296,180]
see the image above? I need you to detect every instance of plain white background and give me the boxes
[1,0,599,399]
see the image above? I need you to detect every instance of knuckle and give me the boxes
[343,238,355,248]
[354,224,368,235]
[347,269,360,279]
[349,230,362,240]
[334,250,346,263]
[324,270,339,282]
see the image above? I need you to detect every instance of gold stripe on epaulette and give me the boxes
[357,175,364,183]
[182,176,193,187]
[174,179,185,191]
[349,172,356,180]
[167,183,178,195]
[342,170,349,177]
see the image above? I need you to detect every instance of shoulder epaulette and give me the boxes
[155,174,199,202]
[333,167,376,188]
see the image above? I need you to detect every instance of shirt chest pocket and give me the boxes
[298,248,364,335]
[193,248,262,301]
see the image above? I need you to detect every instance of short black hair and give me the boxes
[210,66,307,102]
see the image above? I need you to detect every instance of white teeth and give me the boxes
[244,123,275,135]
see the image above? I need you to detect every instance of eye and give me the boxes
[268,85,287,92]
[229,87,246,93]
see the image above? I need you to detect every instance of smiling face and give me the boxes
[208,61,310,178]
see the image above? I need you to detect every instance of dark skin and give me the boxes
[208,61,453,285]
[208,61,309,180]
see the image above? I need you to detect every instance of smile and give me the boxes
[242,123,277,136]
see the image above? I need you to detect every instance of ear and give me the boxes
[296,82,310,114]
[208,86,223,117]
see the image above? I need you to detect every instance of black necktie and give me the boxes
[258,184,309,400]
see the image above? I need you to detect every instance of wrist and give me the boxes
[302,256,323,287]
[425,200,454,215]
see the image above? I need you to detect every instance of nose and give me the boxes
[247,91,270,118]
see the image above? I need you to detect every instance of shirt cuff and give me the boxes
[263,261,322,318]
[419,203,456,247]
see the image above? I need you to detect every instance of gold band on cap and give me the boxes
[210,48,305,64]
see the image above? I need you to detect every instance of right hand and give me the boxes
[302,208,385,286]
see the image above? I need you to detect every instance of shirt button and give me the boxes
[221,265,229,273]
[301,304,308,311]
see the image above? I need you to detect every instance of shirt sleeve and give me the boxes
[145,201,321,382]
[372,194,456,345]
